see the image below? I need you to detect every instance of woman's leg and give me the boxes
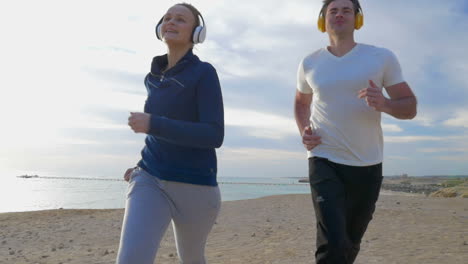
[166,181,221,264]
[116,168,173,264]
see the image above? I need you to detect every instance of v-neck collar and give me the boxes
[323,43,360,61]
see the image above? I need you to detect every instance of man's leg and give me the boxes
[309,157,351,264]
[343,164,383,263]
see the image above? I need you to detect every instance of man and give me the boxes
[294,0,417,263]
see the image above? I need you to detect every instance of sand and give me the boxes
[1,193,467,264]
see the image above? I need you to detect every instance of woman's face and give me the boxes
[161,5,196,46]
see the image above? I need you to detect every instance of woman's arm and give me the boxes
[148,65,224,148]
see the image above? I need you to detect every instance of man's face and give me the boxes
[325,0,356,35]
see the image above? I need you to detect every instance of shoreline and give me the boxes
[0,189,421,215]
[1,193,467,264]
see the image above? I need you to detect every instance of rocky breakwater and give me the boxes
[380,182,441,195]
[429,179,468,198]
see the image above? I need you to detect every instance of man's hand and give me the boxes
[124,167,135,182]
[128,112,150,133]
[358,80,389,112]
[302,126,321,151]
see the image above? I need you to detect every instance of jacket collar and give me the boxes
[151,49,198,76]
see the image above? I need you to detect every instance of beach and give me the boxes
[1,193,467,264]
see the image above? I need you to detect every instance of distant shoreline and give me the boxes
[298,175,468,197]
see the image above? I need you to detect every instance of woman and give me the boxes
[116,3,224,264]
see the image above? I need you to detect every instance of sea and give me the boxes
[0,175,312,213]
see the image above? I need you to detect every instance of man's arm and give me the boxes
[383,82,417,119]
[359,80,417,120]
[294,90,312,133]
[294,90,321,150]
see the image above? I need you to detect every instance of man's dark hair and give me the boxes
[320,0,362,18]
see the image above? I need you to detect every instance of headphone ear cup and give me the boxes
[156,24,163,40]
[192,26,206,44]
[198,26,206,43]
[355,13,364,30]
[317,16,326,33]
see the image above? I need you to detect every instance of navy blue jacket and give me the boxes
[137,49,224,186]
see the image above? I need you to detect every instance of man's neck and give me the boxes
[327,34,357,57]
[166,45,192,71]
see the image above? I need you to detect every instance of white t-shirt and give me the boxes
[297,43,404,166]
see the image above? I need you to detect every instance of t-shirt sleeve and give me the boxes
[383,50,405,87]
[296,58,313,94]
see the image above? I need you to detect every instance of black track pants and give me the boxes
[308,157,383,264]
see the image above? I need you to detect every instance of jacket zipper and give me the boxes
[149,73,185,88]
[149,60,187,86]
[146,77,159,89]
[169,77,185,87]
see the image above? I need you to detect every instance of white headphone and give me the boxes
[155,12,206,44]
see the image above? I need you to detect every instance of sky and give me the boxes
[0,0,467,179]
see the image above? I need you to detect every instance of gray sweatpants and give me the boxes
[116,167,221,264]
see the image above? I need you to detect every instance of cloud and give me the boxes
[2,0,468,177]
[382,124,403,133]
[385,136,446,143]
[218,147,305,162]
[387,156,410,161]
[412,113,435,127]
[197,42,270,79]
[437,155,468,161]
[443,109,468,128]
[419,147,468,153]
[225,108,297,139]
[385,134,468,143]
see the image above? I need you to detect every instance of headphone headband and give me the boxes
[319,0,362,16]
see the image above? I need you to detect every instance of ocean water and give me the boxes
[0,176,311,213]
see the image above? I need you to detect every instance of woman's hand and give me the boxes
[124,167,135,182]
[128,112,151,133]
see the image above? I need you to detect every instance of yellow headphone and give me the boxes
[317,11,364,33]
